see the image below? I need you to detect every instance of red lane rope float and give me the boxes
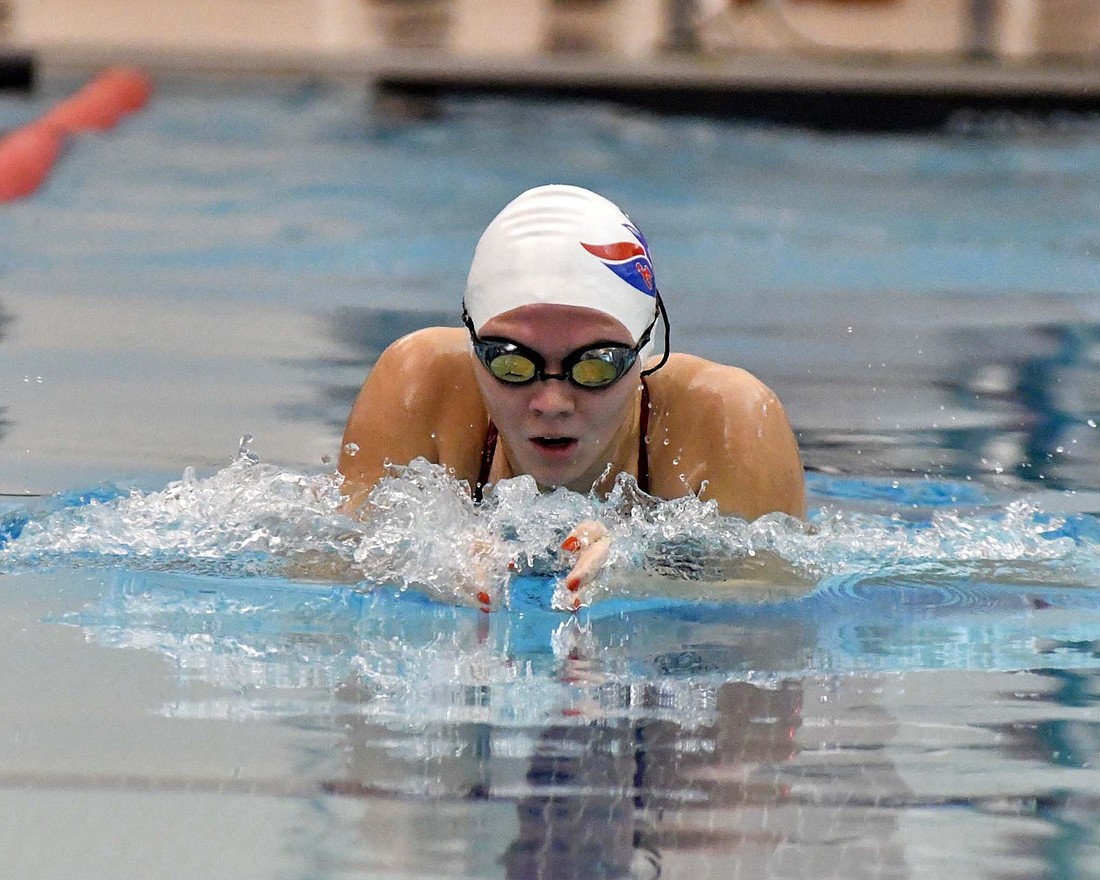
[1,66,153,203]
[0,122,64,202]
[95,66,155,114]
[42,66,154,134]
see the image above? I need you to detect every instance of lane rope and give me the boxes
[0,65,153,202]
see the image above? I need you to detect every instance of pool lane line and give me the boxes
[0,65,153,202]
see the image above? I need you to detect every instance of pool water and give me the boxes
[2,77,1100,879]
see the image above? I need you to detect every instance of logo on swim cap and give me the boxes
[580,223,657,298]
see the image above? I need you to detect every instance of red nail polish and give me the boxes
[566,577,580,593]
[571,597,581,612]
[561,536,581,552]
[476,591,491,606]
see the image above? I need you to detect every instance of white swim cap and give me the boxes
[464,185,660,345]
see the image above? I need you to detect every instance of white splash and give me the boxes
[2,442,1098,608]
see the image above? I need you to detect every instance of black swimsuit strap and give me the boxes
[475,419,498,503]
[474,379,651,502]
[637,377,651,495]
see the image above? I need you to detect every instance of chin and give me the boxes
[526,460,589,492]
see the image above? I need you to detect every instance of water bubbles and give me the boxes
[343,443,360,457]
[1089,419,1098,429]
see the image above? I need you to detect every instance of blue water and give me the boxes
[2,77,1100,879]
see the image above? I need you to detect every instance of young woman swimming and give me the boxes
[339,185,805,609]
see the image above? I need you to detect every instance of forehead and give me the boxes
[479,304,633,346]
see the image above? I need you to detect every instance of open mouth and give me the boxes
[531,436,577,451]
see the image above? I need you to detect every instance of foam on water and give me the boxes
[2,437,1097,612]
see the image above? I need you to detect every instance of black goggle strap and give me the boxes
[461,305,476,336]
[640,292,670,378]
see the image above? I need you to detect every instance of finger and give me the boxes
[467,540,498,612]
[561,519,609,553]
[564,535,612,591]
[557,538,612,612]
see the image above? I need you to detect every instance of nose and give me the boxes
[528,377,576,418]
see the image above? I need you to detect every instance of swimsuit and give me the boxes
[474,378,651,502]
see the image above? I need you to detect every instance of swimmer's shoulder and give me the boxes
[645,352,773,415]
[377,326,472,374]
[362,325,485,438]
[341,326,486,495]
[644,353,805,518]
[368,327,480,404]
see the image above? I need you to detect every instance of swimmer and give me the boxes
[339,185,805,608]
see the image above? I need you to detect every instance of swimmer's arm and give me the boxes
[616,547,814,602]
[557,520,813,611]
[338,328,476,510]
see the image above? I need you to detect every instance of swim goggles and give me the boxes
[461,295,670,389]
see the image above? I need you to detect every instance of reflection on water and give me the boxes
[45,566,1100,878]
[760,294,1100,495]
[1,444,1097,875]
[1005,324,1100,489]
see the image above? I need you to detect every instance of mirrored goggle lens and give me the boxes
[487,352,538,383]
[569,354,625,387]
[480,344,636,388]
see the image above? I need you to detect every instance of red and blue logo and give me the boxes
[580,223,657,298]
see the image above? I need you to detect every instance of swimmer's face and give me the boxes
[473,304,643,493]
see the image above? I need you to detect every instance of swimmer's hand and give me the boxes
[466,534,508,613]
[555,520,611,612]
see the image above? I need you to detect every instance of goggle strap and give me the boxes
[640,292,671,378]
